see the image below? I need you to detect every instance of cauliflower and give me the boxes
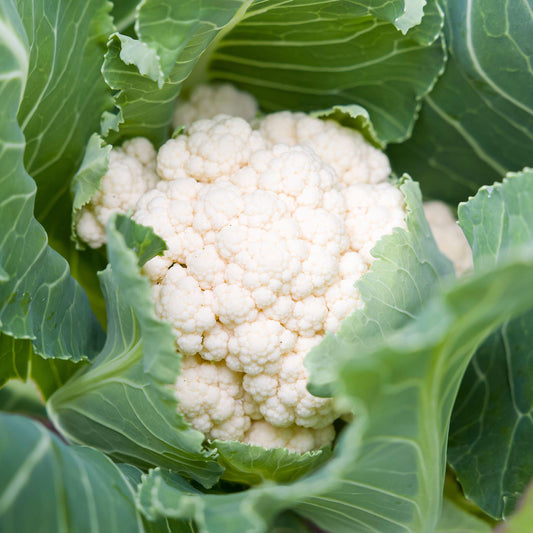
[423,201,473,275]
[76,85,408,453]
[173,83,259,129]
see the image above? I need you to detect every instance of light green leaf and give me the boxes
[307,178,454,397]
[388,0,533,204]
[295,251,533,533]
[213,440,331,485]
[435,499,491,533]
[114,213,167,267]
[47,215,222,488]
[0,0,105,361]
[103,0,245,146]
[207,0,445,144]
[70,134,112,249]
[120,464,199,533]
[448,170,533,518]
[0,413,143,533]
[12,0,115,324]
[311,104,385,149]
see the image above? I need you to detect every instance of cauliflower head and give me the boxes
[77,84,407,453]
[423,201,473,275]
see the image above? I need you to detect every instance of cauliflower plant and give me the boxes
[76,84,407,453]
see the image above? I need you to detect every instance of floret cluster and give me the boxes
[77,84,406,452]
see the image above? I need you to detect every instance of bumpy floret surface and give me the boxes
[78,86,407,452]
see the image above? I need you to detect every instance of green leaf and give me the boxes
[448,170,533,518]
[388,0,533,204]
[311,104,385,149]
[47,215,223,488]
[213,439,332,486]
[435,499,492,533]
[307,178,454,397]
[295,253,533,533]
[114,214,167,267]
[111,0,139,34]
[103,0,245,146]
[0,335,31,388]
[137,418,366,533]
[16,0,114,243]
[70,134,112,249]
[103,0,444,146]
[0,413,143,533]
[13,0,115,314]
[0,0,105,361]
[120,464,199,533]
[207,0,445,144]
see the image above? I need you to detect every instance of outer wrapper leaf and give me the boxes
[0,0,104,361]
[0,413,143,533]
[12,0,115,317]
[47,216,222,488]
[103,0,444,146]
[388,0,533,203]
[207,0,445,144]
[448,169,533,518]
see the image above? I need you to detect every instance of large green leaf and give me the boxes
[0,0,104,361]
[207,0,445,144]
[294,253,533,533]
[12,0,115,319]
[102,0,444,146]
[0,413,143,533]
[448,170,533,518]
[47,216,222,488]
[388,0,533,203]
[15,0,114,240]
